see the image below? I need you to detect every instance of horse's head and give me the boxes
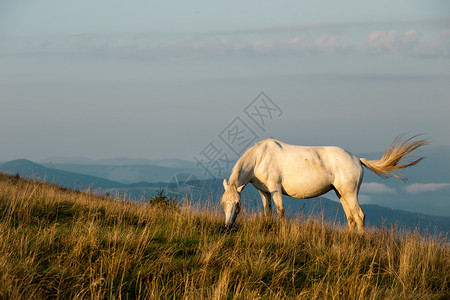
[221,178,244,228]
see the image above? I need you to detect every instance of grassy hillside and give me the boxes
[0,173,448,299]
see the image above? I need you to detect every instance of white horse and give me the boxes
[221,135,428,231]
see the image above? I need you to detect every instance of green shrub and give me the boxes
[147,188,178,210]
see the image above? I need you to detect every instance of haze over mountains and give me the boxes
[39,160,202,184]
[41,156,198,168]
[0,159,125,190]
[1,145,449,233]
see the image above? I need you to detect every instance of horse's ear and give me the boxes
[237,185,244,193]
[223,178,229,190]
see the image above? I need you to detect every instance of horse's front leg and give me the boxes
[259,191,272,216]
[271,190,285,218]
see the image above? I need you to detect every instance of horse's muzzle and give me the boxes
[224,218,236,229]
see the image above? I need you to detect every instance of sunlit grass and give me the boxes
[0,173,448,299]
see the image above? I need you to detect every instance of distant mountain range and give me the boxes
[0,159,125,190]
[40,157,198,168]
[0,156,449,234]
[40,162,203,184]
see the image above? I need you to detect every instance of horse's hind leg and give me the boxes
[259,191,272,216]
[335,189,365,231]
[335,190,356,229]
[344,193,365,231]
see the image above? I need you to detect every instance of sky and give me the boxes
[1,0,449,164]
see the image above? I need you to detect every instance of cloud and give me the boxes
[289,33,340,54]
[3,23,449,60]
[61,32,344,59]
[63,27,450,59]
[364,28,450,57]
[358,194,372,204]
[423,29,450,57]
[361,182,397,194]
[365,29,419,55]
[405,183,450,194]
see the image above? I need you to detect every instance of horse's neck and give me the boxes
[228,154,253,187]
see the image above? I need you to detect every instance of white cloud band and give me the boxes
[405,183,450,194]
[360,182,396,194]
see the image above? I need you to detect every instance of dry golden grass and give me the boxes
[0,173,448,299]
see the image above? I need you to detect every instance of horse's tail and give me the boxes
[359,135,429,181]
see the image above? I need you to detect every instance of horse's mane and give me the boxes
[228,139,271,186]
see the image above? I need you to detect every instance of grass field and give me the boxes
[0,173,448,299]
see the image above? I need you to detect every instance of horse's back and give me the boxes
[251,139,363,198]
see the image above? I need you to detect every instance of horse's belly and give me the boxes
[281,177,333,199]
